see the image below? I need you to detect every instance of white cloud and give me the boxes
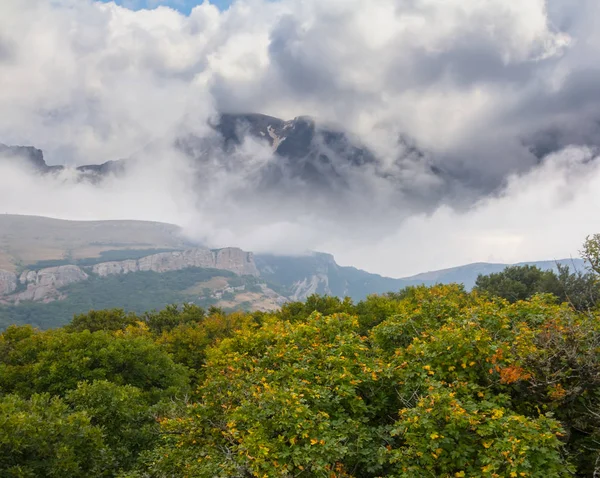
[0,0,599,276]
[330,147,600,276]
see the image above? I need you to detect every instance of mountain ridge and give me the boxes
[0,113,437,201]
[0,215,586,328]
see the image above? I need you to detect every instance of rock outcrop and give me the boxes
[290,273,330,301]
[0,144,64,173]
[14,265,89,302]
[0,270,17,296]
[92,248,259,277]
[0,248,258,304]
[19,265,89,289]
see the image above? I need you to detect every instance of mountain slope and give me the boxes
[0,215,193,272]
[256,253,412,301]
[404,259,587,290]
[1,113,439,209]
[0,215,588,329]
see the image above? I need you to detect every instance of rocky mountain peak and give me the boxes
[0,144,62,173]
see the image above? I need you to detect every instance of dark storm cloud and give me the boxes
[1,0,600,276]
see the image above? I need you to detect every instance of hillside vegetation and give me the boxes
[0,267,274,330]
[1,236,600,477]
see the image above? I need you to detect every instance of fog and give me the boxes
[1,0,600,277]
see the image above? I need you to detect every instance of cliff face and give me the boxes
[0,270,17,296]
[0,265,89,304]
[92,248,259,277]
[255,253,341,301]
[0,247,259,304]
[15,266,89,302]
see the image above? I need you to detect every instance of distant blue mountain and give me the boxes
[256,253,587,301]
[402,259,586,291]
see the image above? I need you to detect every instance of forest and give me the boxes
[2,236,600,477]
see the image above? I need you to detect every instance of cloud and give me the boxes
[330,146,600,276]
[0,0,599,276]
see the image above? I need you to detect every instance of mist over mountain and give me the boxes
[1,112,453,223]
[1,0,600,277]
[4,3,600,476]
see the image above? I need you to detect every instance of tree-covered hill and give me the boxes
[0,289,598,475]
[0,267,272,330]
[2,236,600,477]
[0,287,589,477]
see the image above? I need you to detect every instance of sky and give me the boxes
[98,0,235,15]
[0,0,599,277]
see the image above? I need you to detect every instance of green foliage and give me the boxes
[66,380,160,473]
[143,303,207,334]
[142,286,585,477]
[370,284,471,351]
[0,327,189,399]
[389,382,570,477]
[68,308,139,332]
[475,264,600,311]
[0,393,106,477]
[156,308,258,384]
[475,265,561,302]
[7,255,600,476]
[0,267,233,329]
[277,294,355,323]
[150,312,396,477]
[582,234,600,275]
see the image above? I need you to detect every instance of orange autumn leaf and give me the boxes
[499,365,531,384]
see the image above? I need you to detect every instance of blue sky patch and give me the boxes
[98,0,234,15]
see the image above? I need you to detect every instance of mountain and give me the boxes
[0,214,194,272]
[256,252,411,300]
[404,259,587,290]
[0,144,64,174]
[0,215,587,329]
[0,144,125,179]
[256,254,588,299]
[206,114,379,187]
[0,113,438,201]
[176,113,445,209]
[1,114,381,181]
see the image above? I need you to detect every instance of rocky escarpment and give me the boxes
[289,273,331,301]
[0,144,124,179]
[0,247,259,304]
[0,265,89,304]
[92,248,259,277]
[0,144,63,173]
[0,270,17,296]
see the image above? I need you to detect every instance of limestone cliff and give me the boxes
[0,248,259,304]
[289,273,330,301]
[14,265,89,302]
[92,248,259,277]
[0,270,17,296]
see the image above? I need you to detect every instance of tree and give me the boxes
[582,234,600,275]
[475,265,559,303]
[143,303,206,335]
[0,327,190,399]
[475,264,600,311]
[157,310,257,384]
[149,313,396,477]
[8,273,600,476]
[66,380,161,474]
[68,308,139,332]
[277,294,355,323]
[0,394,107,477]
